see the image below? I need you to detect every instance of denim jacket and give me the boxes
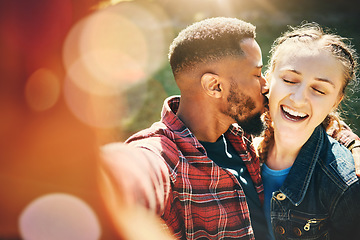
[270,126,360,239]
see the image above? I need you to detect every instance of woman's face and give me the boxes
[268,46,344,140]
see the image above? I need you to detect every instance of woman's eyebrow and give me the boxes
[280,69,301,75]
[315,77,336,88]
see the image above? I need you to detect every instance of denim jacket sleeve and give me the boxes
[325,134,360,239]
[329,178,360,239]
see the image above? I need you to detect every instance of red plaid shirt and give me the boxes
[126,96,264,239]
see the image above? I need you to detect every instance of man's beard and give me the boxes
[224,86,265,136]
[236,112,265,136]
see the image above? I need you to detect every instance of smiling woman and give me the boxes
[268,47,345,146]
[257,23,360,240]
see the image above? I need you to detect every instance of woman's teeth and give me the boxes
[281,105,308,121]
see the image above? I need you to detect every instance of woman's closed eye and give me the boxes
[283,77,327,95]
[312,87,326,95]
[282,78,297,84]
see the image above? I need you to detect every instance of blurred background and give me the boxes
[1,0,359,239]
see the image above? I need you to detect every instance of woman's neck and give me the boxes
[266,130,308,170]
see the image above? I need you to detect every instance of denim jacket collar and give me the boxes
[280,126,324,206]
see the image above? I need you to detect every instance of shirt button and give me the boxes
[275,226,285,235]
[276,192,286,201]
[293,227,302,236]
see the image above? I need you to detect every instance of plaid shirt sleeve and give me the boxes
[101,141,172,215]
[327,120,360,147]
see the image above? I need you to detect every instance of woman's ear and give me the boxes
[332,94,344,111]
[201,73,222,98]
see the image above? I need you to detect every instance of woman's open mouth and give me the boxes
[281,105,309,122]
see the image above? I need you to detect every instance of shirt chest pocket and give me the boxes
[280,210,329,239]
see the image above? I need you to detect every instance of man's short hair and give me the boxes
[168,17,256,75]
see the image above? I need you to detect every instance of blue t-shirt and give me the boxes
[200,135,272,240]
[261,163,292,240]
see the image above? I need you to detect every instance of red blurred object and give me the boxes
[0,1,117,239]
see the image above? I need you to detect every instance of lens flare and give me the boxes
[62,1,173,129]
[25,68,60,111]
[64,75,125,129]
[102,1,173,76]
[19,193,101,240]
[63,3,151,95]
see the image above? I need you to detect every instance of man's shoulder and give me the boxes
[126,121,169,142]
[126,121,177,149]
[125,121,183,167]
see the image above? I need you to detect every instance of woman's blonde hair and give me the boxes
[258,22,358,162]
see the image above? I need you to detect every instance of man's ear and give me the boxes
[201,73,222,98]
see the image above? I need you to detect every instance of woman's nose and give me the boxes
[289,86,307,105]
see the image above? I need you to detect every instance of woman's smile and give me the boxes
[280,105,309,122]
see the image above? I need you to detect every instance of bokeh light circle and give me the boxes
[25,68,60,111]
[101,1,173,76]
[62,1,173,129]
[62,3,151,96]
[63,75,125,129]
[19,193,101,240]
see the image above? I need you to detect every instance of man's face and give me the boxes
[225,83,265,136]
[219,38,268,135]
